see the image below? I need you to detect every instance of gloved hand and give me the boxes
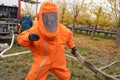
[71,47,77,55]
[28,33,40,41]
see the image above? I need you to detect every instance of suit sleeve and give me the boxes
[66,31,75,49]
[17,30,32,47]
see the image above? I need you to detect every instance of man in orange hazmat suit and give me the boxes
[17,2,77,80]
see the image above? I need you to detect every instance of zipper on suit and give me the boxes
[34,41,48,80]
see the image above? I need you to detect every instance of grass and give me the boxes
[0,34,120,80]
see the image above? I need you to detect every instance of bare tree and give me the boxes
[107,0,120,43]
[91,7,102,38]
[21,2,36,17]
[70,0,85,34]
[57,0,67,23]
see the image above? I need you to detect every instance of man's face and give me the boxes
[26,13,30,17]
[42,12,58,32]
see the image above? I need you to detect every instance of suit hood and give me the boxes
[37,2,59,41]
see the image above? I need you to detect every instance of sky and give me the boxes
[0,0,18,6]
[0,0,110,14]
[0,0,108,7]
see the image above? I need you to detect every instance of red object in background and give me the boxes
[17,23,21,33]
[17,0,21,33]
[18,0,21,22]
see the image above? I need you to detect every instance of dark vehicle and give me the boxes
[0,4,18,39]
[0,0,40,39]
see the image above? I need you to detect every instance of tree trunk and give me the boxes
[116,21,120,43]
[61,7,65,23]
[91,25,97,38]
[90,7,102,38]
[72,15,77,34]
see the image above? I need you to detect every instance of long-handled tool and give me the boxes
[74,51,119,80]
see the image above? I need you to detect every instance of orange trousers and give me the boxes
[25,56,70,80]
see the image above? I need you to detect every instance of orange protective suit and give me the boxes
[17,2,75,80]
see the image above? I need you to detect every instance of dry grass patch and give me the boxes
[0,34,120,80]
